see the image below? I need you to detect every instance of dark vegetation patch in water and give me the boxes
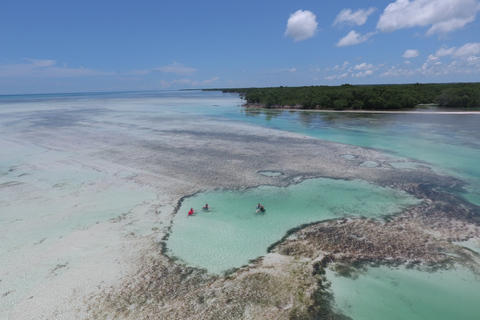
[274,182,480,278]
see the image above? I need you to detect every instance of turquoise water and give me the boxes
[229,109,480,205]
[2,90,479,318]
[166,178,420,274]
[154,91,480,317]
[327,265,480,320]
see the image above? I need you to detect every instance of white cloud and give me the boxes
[435,42,480,58]
[454,42,480,57]
[0,59,110,78]
[336,30,376,47]
[419,54,446,76]
[290,68,298,72]
[285,10,318,41]
[377,0,480,35]
[332,61,350,71]
[157,62,196,75]
[382,47,480,78]
[353,62,374,70]
[380,66,415,77]
[435,45,456,57]
[352,69,375,78]
[333,7,377,26]
[326,61,378,80]
[402,49,420,58]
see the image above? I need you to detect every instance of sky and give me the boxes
[1,0,480,94]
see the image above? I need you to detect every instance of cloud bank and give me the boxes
[285,10,318,41]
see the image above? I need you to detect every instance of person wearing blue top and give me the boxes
[256,203,265,213]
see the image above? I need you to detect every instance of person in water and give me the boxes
[188,208,195,216]
[203,204,209,211]
[256,203,265,213]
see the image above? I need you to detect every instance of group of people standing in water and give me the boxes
[188,204,210,216]
[187,203,265,216]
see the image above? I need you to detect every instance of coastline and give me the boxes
[242,104,480,114]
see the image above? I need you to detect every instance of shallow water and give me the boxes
[0,90,240,316]
[166,178,420,274]
[0,141,156,316]
[1,90,479,318]
[232,109,480,206]
[327,265,480,320]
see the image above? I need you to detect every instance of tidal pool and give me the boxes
[327,265,480,320]
[166,178,420,274]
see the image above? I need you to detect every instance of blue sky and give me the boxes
[1,0,480,94]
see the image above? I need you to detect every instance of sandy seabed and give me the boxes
[1,100,479,319]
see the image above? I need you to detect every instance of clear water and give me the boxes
[1,90,479,318]
[327,265,480,320]
[227,109,480,206]
[167,178,420,274]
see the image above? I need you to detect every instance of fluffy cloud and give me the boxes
[335,30,375,47]
[453,42,480,57]
[325,61,377,80]
[435,45,456,57]
[380,66,415,77]
[420,54,441,74]
[333,7,377,26]
[352,69,374,78]
[285,10,318,41]
[402,49,420,58]
[377,0,480,35]
[382,46,480,78]
[332,61,350,71]
[354,62,374,70]
[435,42,480,58]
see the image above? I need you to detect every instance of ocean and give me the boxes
[1,90,479,319]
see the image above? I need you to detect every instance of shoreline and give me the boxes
[243,105,480,114]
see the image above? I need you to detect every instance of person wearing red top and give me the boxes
[188,208,195,216]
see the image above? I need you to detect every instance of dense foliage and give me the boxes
[214,83,480,110]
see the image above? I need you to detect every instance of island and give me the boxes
[207,82,480,110]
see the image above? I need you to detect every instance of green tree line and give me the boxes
[211,83,480,110]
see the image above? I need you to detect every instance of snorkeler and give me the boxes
[188,208,195,216]
[256,203,265,213]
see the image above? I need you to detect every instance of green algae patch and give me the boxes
[165,178,420,274]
